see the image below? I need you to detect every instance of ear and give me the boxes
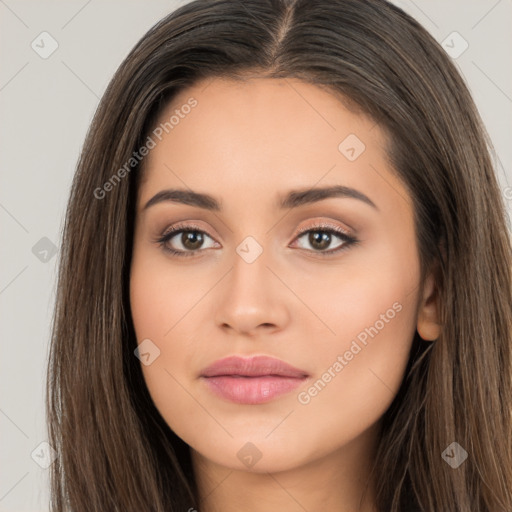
[416,270,442,341]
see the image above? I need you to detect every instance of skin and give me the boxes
[130,77,441,512]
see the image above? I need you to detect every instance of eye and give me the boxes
[156,223,218,258]
[155,221,358,258]
[291,223,358,256]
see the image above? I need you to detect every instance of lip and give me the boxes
[200,355,309,404]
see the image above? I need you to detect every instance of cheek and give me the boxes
[130,248,209,340]
[294,305,416,453]
[129,249,197,373]
[294,234,420,430]
[129,249,216,435]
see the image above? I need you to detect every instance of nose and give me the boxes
[214,246,290,337]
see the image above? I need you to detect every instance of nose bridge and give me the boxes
[230,233,271,296]
[214,232,288,333]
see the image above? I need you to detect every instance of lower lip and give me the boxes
[201,375,307,404]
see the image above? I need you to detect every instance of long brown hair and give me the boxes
[46,0,512,510]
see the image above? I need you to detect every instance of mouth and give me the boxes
[200,355,309,404]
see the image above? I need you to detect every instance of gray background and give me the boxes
[1,1,511,510]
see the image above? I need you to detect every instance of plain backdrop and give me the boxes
[1,1,511,510]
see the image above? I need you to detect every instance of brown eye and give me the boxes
[179,231,204,251]
[292,225,358,256]
[157,225,218,257]
[306,231,333,251]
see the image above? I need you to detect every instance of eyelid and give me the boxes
[160,221,211,238]
[294,220,353,238]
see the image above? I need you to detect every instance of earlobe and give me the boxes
[416,271,442,341]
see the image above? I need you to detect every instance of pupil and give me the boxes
[179,231,332,252]
[183,231,203,250]
[310,231,330,250]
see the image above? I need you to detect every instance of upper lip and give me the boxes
[200,355,309,378]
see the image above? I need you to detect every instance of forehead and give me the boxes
[137,77,410,215]
[156,76,373,145]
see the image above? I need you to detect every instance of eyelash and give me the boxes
[155,222,359,258]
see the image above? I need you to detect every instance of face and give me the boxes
[130,77,428,474]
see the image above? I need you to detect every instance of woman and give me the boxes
[46,0,512,510]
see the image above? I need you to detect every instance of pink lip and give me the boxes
[200,355,309,404]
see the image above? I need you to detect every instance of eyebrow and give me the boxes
[143,185,378,211]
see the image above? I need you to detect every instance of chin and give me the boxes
[190,432,321,474]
